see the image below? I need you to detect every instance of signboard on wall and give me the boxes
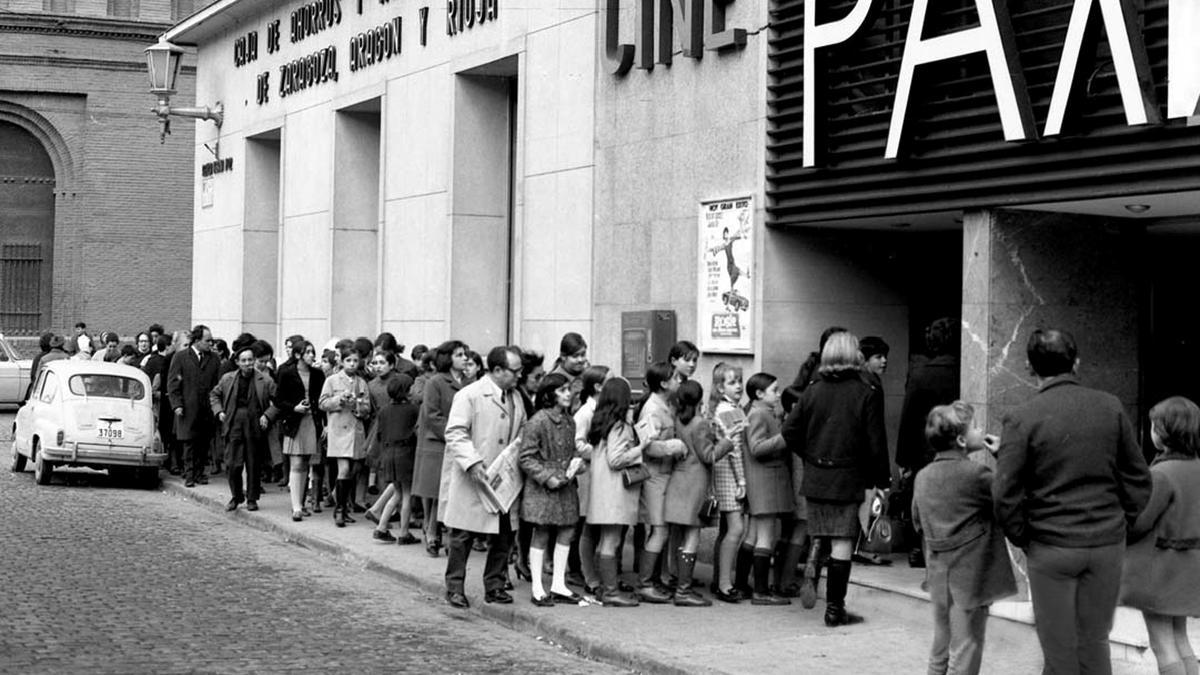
[698,197,752,354]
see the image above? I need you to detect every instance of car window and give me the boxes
[68,374,146,400]
[30,371,46,401]
[39,372,58,403]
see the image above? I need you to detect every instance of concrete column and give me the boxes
[960,209,1141,434]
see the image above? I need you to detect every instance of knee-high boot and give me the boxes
[334,479,348,527]
[637,550,672,603]
[673,550,711,607]
[598,555,638,607]
[823,559,863,626]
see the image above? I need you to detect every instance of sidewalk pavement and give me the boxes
[161,473,1172,675]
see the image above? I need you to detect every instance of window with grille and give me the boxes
[0,244,43,335]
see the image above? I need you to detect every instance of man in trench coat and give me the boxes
[442,345,526,609]
[167,325,221,487]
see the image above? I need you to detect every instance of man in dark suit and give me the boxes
[210,343,277,511]
[168,325,221,487]
[995,329,1151,675]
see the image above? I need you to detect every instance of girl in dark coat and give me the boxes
[369,374,420,544]
[412,340,468,555]
[741,372,794,605]
[275,341,326,520]
[519,373,582,606]
[665,380,734,606]
[782,331,890,626]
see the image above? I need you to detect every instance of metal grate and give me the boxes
[1,244,43,336]
[766,0,1200,225]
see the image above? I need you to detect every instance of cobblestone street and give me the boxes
[0,464,627,674]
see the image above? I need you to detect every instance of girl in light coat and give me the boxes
[319,347,373,527]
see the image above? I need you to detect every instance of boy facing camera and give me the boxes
[912,401,1016,675]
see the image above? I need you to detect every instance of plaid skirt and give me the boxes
[806,498,861,538]
[713,451,744,512]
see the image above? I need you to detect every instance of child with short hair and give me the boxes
[912,401,1016,675]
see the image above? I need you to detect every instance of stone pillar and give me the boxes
[960,208,1142,435]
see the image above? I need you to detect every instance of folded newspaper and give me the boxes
[478,437,522,515]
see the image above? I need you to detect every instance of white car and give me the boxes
[0,333,33,405]
[11,360,164,488]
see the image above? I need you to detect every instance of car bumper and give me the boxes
[41,442,166,468]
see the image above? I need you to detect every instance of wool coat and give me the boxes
[318,370,372,460]
[519,408,579,526]
[442,375,526,534]
[913,450,1017,609]
[664,415,733,526]
[587,422,643,526]
[166,347,222,441]
[209,368,279,441]
[274,362,326,440]
[994,376,1151,549]
[895,354,960,470]
[413,371,464,500]
[1119,453,1200,616]
[744,401,794,516]
[782,369,890,502]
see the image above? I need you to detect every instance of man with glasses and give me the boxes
[168,325,222,487]
[441,345,527,608]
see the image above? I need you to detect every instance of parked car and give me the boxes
[10,360,163,488]
[0,333,33,405]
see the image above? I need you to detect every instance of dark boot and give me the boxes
[310,475,323,514]
[598,555,638,607]
[673,550,711,607]
[637,550,672,603]
[775,541,805,597]
[734,544,754,596]
[334,479,347,527]
[751,551,790,605]
[800,537,823,609]
[824,559,864,626]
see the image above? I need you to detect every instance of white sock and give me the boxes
[530,547,547,599]
[550,543,572,596]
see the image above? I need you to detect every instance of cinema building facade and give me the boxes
[167,0,1199,439]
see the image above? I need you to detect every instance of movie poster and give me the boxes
[698,197,753,353]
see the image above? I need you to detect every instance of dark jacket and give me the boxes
[167,348,222,441]
[782,351,820,414]
[209,368,279,440]
[274,361,326,439]
[913,450,1017,609]
[896,354,960,470]
[782,369,890,501]
[994,376,1151,549]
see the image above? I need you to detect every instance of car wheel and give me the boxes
[10,442,26,473]
[140,467,160,491]
[33,443,52,486]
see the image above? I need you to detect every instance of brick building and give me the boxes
[0,0,214,339]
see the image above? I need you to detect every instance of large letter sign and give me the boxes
[803,0,874,167]
[1044,0,1159,136]
[1168,0,1200,118]
[886,0,1034,159]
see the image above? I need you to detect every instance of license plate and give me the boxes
[98,423,123,440]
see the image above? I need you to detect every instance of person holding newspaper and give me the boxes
[442,346,528,609]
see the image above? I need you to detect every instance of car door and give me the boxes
[13,370,44,455]
[0,339,19,405]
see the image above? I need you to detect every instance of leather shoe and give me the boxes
[484,589,513,604]
[551,591,583,605]
[225,499,240,511]
[714,588,743,604]
[530,594,555,608]
[445,591,469,609]
[185,479,196,488]
[373,529,397,543]
[246,501,259,511]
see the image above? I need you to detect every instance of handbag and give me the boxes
[698,494,720,525]
[861,489,906,554]
[621,464,651,488]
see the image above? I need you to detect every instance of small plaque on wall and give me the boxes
[698,197,753,354]
[201,178,214,208]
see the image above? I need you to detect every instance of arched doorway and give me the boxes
[0,121,55,334]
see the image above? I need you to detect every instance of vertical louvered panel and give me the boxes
[1,244,43,335]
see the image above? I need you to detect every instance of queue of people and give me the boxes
[24,322,1200,674]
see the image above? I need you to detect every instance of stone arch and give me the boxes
[0,100,77,195]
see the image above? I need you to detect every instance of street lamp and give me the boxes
[144,37,223,144]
